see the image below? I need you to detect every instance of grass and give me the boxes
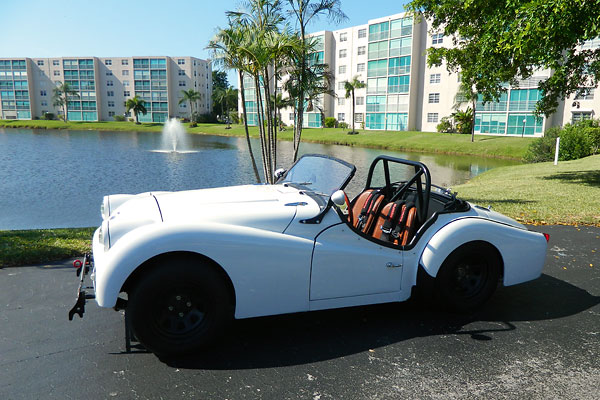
[0,119,532,160]
[0,227,94,268]
[453,154,600,226]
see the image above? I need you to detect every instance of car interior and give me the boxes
[340,156,469,248]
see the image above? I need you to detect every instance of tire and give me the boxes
[127,255,232,356]
[435,242,501,313]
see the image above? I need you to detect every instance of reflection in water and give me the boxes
[0,128,520,229]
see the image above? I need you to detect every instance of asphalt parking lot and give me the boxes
[1,225,598,400]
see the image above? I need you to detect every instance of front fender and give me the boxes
[419,218,547,286]
[93,222,316,319]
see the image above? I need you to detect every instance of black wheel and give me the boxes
[127,255,232,356]
[435,242,501,313]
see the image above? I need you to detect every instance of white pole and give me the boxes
[554,137,560,165]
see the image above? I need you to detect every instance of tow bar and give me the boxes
[68,253,94,320]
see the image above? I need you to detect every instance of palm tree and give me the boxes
[284,0,347,160]
[271,93,293,131]
[207,25,261,183]
[344,76,366,134]
[179,89,201,121]
[52,82,79,122]
[125,96,147,124]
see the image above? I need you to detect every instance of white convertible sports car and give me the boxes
[69,154,549,356]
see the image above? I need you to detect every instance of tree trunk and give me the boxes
[471,98,476,142]
[293,24,307,162]
[255,75,271,184]
[239,70,261,183]
[351,89,355,132]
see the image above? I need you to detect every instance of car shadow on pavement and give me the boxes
[161,274,599,370]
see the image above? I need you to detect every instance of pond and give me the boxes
[0,128,520,230]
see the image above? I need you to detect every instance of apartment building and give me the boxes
[0,56,212,122]
[240,12,600,138]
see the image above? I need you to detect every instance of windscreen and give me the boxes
[281,155,355,196]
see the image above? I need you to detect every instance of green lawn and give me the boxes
[0,119,532,160]
[454,155,600,226]
[0,228,94,268]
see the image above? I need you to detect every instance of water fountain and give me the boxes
[152,118,197,153]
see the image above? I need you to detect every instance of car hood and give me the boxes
[153,184,312,232]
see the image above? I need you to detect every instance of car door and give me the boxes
[309,223,404,301]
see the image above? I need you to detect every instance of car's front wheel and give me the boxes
[127,255,232,356]
[435,242,501,313]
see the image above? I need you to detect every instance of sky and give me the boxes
[1,0,406,87]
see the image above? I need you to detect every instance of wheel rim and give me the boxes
[151,286,207,339]
[450,260,489,298]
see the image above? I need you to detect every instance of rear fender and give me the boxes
[419,218,547,286]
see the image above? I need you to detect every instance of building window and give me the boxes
[289,113,294,121]
[108,101,115,107]
[106,71,113,76]
[105,59,112,65]
[339,65,346,74]
[37,60,44,66]
[53,60,59,66]
[40,90,47,96]
[178,59,185,65]
[572,112,593,123]
[53,70,60,76]
[124,91,130,97]
[357,63,365,72]
[180,103,186,108]
[121,59,128,65]
[339,49,347,58]
[122,70,129,76]
[338,82,346,90]
[358,29,367,39]
[107,80,113,86]
[432,33,444,45]
[179,80,186,87]
[41,100,47,106]
[123,80,129,87]
[354,113,364,123]
[338,113,345,121]
[178,70,185,76]
[356,96,364,105]
[427,113,438,123]
[108,111,115,117]
[429,73,441,84]
[575,88,595,100]
[338,98,345,105]
[340,32,348,42]
[357,46,366,56]
[428,93,440,103]
[107,91,114,97]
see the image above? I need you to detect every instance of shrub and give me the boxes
[229,111,240,124]
[524,126,560,163]
[43,112,55,120]
[194,113,218,123]
[559,123,592,161]
[324,117,337,128]
[339,122,349,129]
[113,115,125,122]
[189,122,197,128]
[437,116,455,133]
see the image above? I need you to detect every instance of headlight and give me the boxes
[101,196,110,220]
[98,220,110,251]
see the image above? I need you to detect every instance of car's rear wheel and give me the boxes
[127,256,232,356]
[435,242,501,313]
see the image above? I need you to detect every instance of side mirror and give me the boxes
[274,168,287,182]
[331,190,346,206]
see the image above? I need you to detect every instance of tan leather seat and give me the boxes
[350,190,385,235]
